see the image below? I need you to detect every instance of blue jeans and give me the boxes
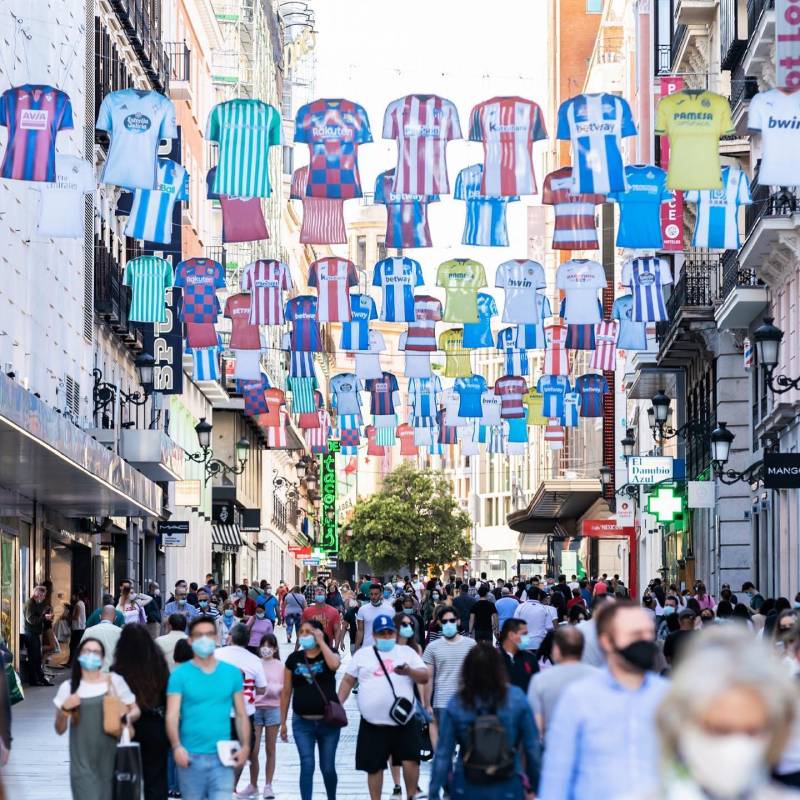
[286,614,301,638]
[167,750,179,793]
[178,752,234,800]
[292,715,341,800]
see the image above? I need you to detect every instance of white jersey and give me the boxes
[480,391,503,425]
[443,388,467,428]
[354,330,386,380]
[495,259,547,324]
[399,332,433,378]
[556,259,606,324]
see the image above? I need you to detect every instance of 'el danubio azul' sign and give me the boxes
[627,456,673,485]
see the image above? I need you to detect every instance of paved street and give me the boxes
[4,639,432,799]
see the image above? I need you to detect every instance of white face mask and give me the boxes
[679,725,769,797]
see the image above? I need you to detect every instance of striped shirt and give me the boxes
[340,294,377,352]
[621,257,673,322]
[290,165,347,244]
[284,296,321,352]
[382,94,462,195]
[543,323,570,376]
[556,93,637,194]
[186,343,222,381]
[308,257,358,322]
[562,392,581,427]
[306,410,332,452]
[408,376,442,419]
[288,377,317,414]
[266,410,290,448]
[373,257,424,322]
[686,165,751,249]
[494,375,528,419]
[374,168,438,248]
[517,294,553,349]
[365,425,386,456]
[365,372,400,415]
[439,329,472,378]
[575,373,609,417]
[399,333,433,378]
[488,423,508,454]
[544,419,565,450]
[537,375,571,418]
[496,327,529,376]
[125,158,188,244]
[405,295,442,351]
[590,320,620,371]
[206,99,282,198]
[0,84,73,182]
[454,164,517,247]
[559,298,601,350]
[541,166,604,250]
[281,332,317,379]
[241,259,293,325]
[468,96,548,196]
[123,256,172,322]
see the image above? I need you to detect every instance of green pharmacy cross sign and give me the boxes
[319,440,340,554]
[646,486,685,523]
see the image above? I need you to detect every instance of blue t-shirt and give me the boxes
[167,660,243,754]
[258,594,279,621]
[609,164,672,249]
[612,294,648,351]
[462,293,498,348]
[454,375,489,418]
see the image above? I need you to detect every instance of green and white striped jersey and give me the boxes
[123,256,172,322]
[206,99,282,198]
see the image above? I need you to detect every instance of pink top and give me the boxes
[247,616,274,647]
[255,657,285,708]
[696,594,716,610]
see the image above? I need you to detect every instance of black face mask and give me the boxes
[615,639,657,671]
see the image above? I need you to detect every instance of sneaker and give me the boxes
[392,786,402,797]
[262,785,275,799]
[236,785,258,798]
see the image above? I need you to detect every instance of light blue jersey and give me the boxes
[454,163,518,246]
[125,158,189,244]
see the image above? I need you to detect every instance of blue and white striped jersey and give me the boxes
[408,376,442,420]
[339,293,377,352]
[186,341,222,381]
[561,391,581,427]
[454,164,518,247]
[556,93,637,195]
[685,166,751,250]
[621,257,673,322]
[281,332,317,379]
[536,375,571,418]
[516,293,553,349]
[372,257,424,322]
[125,159,189,244]
[496,327,529,376]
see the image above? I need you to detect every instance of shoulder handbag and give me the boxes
[304,654,348,728]
[4,663,23,706]
[103,677,127,739]
[373,647,415,725]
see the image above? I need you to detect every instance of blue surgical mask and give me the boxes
[177,598,186,607]
[223,609,234,618]
[199,600,208,608]
[376,637,396,652]
[663,606,675,616]
[442,621,458,638]
[191,636,216,658]
[399,624,414,639]
[314,594,326,604]
[78,652,103,672]
[299,634,316,650]
[519,634,531,650]
[383,589,392,599]
[794,602,800,610]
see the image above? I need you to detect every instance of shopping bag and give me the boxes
[4,664,23,706]
[113,726,143,800]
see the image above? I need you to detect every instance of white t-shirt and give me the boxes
[354,331,386,380]
[555,260,606,324]
[459,423,482,455]
[214,645,268,716]
[443,388,467,427]
[232,349,262,380]
[748,89,800,186]
[54,673,135,709]
[346,644,425,726]
[495,259,547,324]
[480,391,503,425]
[399,332,433,378]
[35,154,95,238]
[356,601,396,647]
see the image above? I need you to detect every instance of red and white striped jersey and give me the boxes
[590,320,620,371]
[266,410,289,448]
[468,96,548,196]
[541,167,604,250]
[543,323,570,376]
[305,409,331,452]
[308,257,359,322]
[544,419,565,450]
[494,375,528,419]
[290,166,347,245]
[382,94,462,196]
[405,295,442,351]
[240,259,293,325]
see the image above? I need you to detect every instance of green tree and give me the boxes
[340,462,472,574]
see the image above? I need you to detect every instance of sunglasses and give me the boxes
[441,618,457,624]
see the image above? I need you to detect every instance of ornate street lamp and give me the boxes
[753,316,800,394]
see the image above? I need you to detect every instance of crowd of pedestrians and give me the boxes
[8,569,800,799]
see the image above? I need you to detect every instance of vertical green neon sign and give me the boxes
[319,440,340,553]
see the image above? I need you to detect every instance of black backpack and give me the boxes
[461,710,516,785]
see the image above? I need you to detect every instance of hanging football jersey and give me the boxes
[496,327,529,376]
[494,375,528,419]
[399,332,432,378]
[590,320,620,371]
[685,166,751,250]
[555,259,606,324]
[621,256,673,322]
[330,373,363,420]
[495,259,547,324]
[454,164,518,247]
[206,167,269,243]
[287,377,318,414]
[544,419,565,450]
[408,376,442,422]
[365,425,386,457]
[397,423,418,456]
[439,329,472,378]
[123,256,172,323]
[240,259,293,325]
[536,375,572,418]
[354,330,386,380]
[575,373,609,417]
[339,294,378,352]
[374,168,439,249]
[541,166,604,250]
[516,293,553,349]
[454,375,489,418]
[561,392,581,427]
[124,158,189,245]
[559,298,602,351]
[405,295,442,352]
[238,375,271,416]
[462,293,499,349]
[436,258,487,322]
[543,322,570,376]
[290,165,347,245]
[612,294,648,351]
[308,257,359,322]
[373,257,424,322]
[224,293,261,350]
[523,388,548,426]
[608,165,673,249]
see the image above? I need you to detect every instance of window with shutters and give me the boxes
[64,375,81,419]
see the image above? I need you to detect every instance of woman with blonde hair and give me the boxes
[651,626,798,799]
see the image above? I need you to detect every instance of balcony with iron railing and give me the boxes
[739,182,800,275]
[720,0,748,69]
[742,0,775,76]
[715,249,768,329]
[94,233,144,350]
[165,42,191,101]
[671,24,689,69]
[729,66,759,131]
[108,0,170,91]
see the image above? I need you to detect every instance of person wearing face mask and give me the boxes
[399,596,425,648]
[513,587,555,654]
[498,618,539,692]
[216,601,237,646]
[252,634,283,800]
[421,588,440,627]
[245,600,275,656]
[283,585,307,644]
[54,637,140,800]
[145,581,163,639]
[742,581,766,611]
[338,615,429,800]
[356,584,395,650]
[301,587,342,648]
[257,585,280,626]
[538,601,668,800]
[195,588,218,620]
[117,580,154,626]
[163,588,199,623]
[657,596,680,640]
[215,624,268,797]
[155,614,188,672]
[527,625,598,739]
[422,607,476,732]
[651,626,798,800]
[166,617,251,799]
[279,620,342,800]
[699,608,716,627]
[342,596,361,655]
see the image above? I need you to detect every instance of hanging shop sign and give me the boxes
[777,0,800,89]
[158,520,189,547]
[319,440,341,554]
[627,456,674,484]
[175,479,202,507]
[162,534,186,547]
[646,487,686,523]
[763,453,800,488]
[615,496,636,527]
[658,76,685,250]
[141,287,184,395]
[688,480,715,508]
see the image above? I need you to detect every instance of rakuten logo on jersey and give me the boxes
[185,275,214,285]
[124,113,152,132]
[20,109,48,130]
[312,125,351,138]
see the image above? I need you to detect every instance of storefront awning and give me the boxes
[212,523,243,549]
[507,479,602,540]
[0,374,162,517]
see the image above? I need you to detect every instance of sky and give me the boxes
[309,0,551,278]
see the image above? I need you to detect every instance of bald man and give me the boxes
[80,605,121,671]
